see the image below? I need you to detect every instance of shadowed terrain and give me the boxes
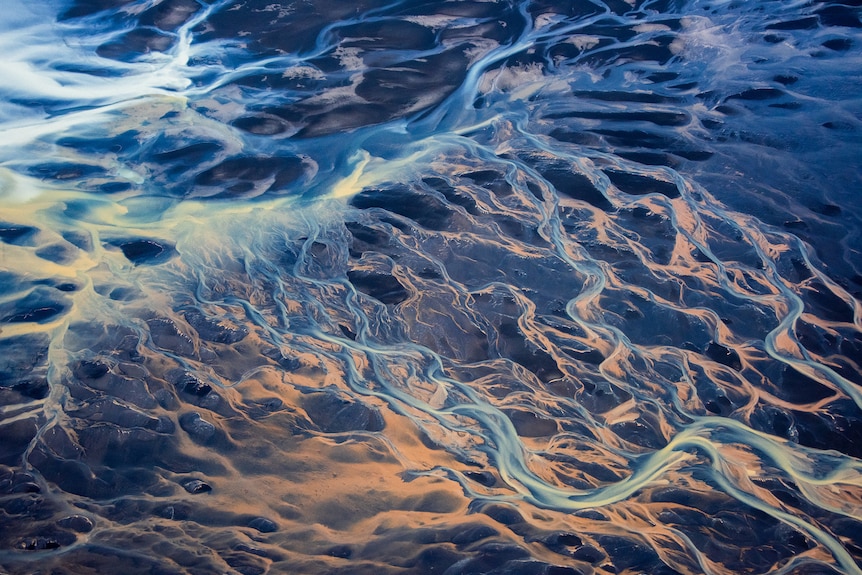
[1,0,861,573]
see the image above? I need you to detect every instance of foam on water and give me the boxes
[1,0,861,573]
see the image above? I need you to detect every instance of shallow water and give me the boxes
[1,0,861,573]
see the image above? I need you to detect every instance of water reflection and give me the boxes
[1,0,861,573]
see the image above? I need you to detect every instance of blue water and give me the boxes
[1,1,861,573]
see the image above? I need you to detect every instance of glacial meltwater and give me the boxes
[1,0,861,573]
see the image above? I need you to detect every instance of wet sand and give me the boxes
[1,0,861,573]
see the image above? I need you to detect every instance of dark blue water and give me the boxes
[1,0,861,573]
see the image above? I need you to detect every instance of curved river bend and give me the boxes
[1,1,861,574]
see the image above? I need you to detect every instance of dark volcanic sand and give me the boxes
[1,0,861,573]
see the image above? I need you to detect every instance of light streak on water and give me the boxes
[1,0,861,573]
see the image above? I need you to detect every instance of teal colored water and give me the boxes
[1,1,861,573]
